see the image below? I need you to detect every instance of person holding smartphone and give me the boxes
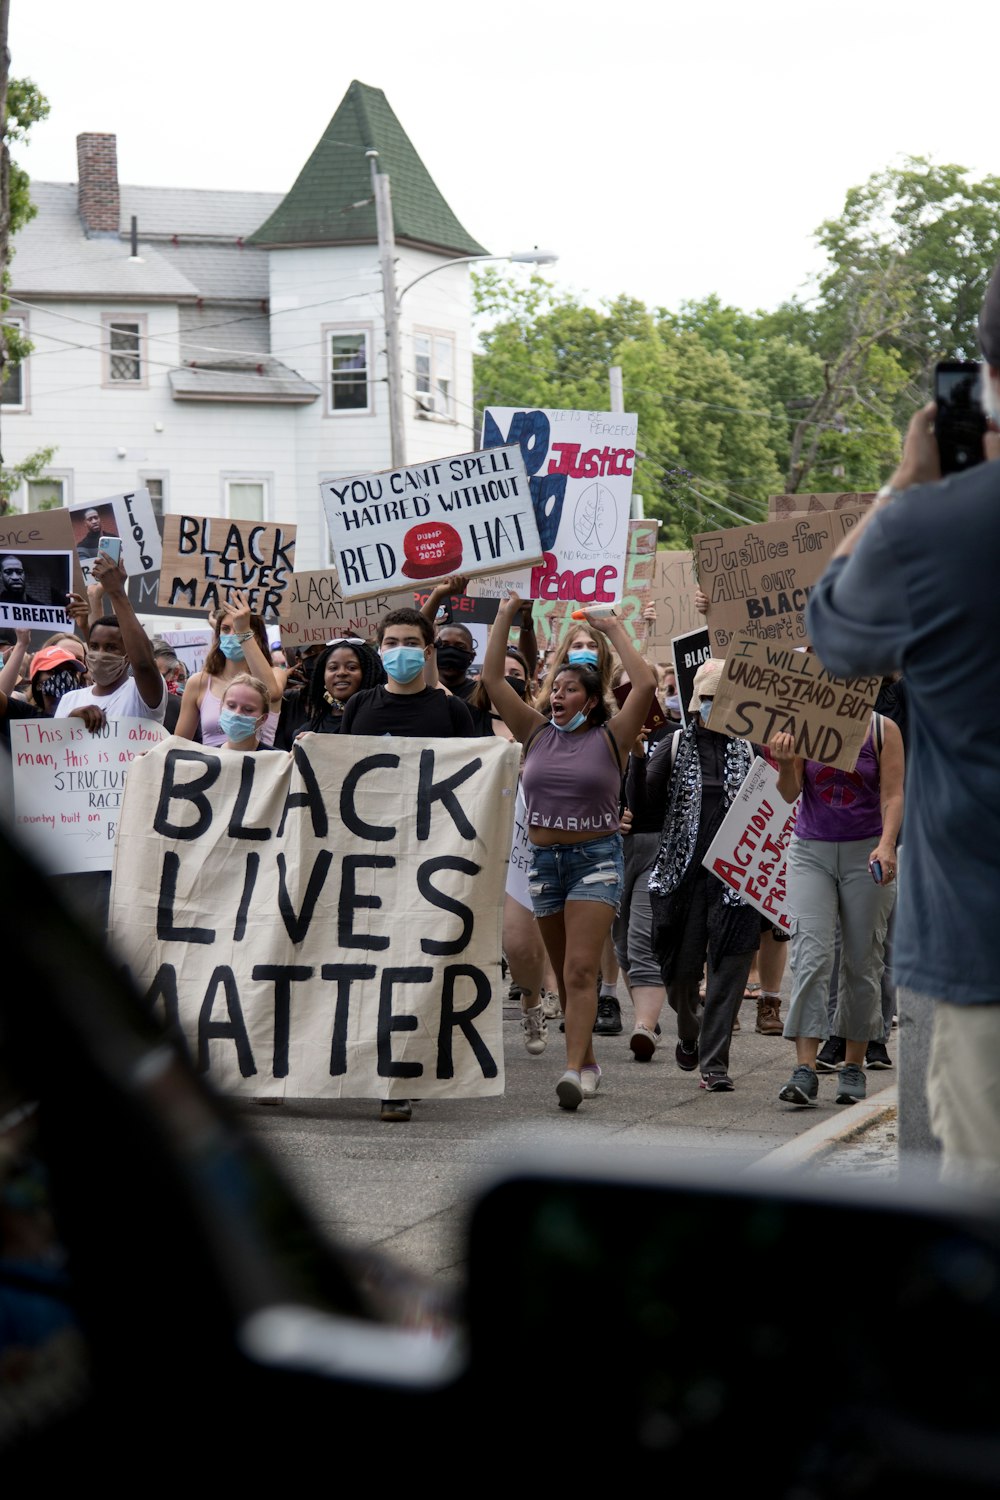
[771,713,903,1109]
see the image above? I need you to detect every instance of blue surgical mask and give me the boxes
[664,694,681,714]
[220,708,260,742]
[219,634,245,661]
[567,649,599,668]
[552,710,588,733]
[699,699,713,724]
[381,646,426,684]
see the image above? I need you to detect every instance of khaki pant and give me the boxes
[913,991,1000,1193]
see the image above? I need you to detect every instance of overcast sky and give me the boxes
[9,0,995,316]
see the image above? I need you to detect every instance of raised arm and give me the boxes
[767,731,804,805]
[0,629,29,696]
[91,552,164,710]
[222,590,282,703]
[587,612,656,758]
[481,592,547,744]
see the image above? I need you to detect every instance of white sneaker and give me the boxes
[541,989,561,1021]
[581,1064,602,1097]
[521,1004,548,1055]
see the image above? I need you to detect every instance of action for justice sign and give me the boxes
[707,634,880,771]
[109,735,519,1101]
[692,509,865,654]
[479,408,637,602]
[702,758,799,933]
[321,446,542,603]
[157,516,296,621]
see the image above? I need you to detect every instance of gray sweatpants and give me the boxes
[784,837,895,1043]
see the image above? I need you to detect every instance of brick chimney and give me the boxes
[77,133,120,237]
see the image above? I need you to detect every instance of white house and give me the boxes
[0,80,487,579]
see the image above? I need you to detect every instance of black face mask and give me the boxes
[38,665,83,709]
[504,674,527,699]
[436,644,475,674]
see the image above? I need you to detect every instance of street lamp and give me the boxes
[368,149,557,466]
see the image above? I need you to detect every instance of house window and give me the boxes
[103,314,147,386]
[225,480,266,522]
[328,328,371,414]
[414,330,455,418]
[0,317,27,411]
[26,478,66,511]
[141,476,165,521]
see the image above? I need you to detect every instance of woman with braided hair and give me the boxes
[297,637,386,736]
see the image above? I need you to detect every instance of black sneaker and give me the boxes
[675,1039,699,1072]
[379,1098,412,1122]
[778,1065,819,1107]
[815,1036,846,1073]
[593,997,623,1035]
[865,1040,893,1070]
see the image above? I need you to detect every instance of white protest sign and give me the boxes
[10,716,169,874]
[0,550,74,630]
[109,735,519,1101]
[321,446,542,602]
[479,408,637,601]
[702,757,799,933]
[69,489,162,590]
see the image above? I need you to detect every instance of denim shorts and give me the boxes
[527,834,624,917]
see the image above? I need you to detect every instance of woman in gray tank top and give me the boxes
[483,592,657,1111]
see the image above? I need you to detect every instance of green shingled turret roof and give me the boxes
[249,81,487,255]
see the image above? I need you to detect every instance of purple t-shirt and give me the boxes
[794,728,882,842]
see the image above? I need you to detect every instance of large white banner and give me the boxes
[480,407,637,601]
[321,446,542,602]
[109,735,519,1101]
[10,716,169,873]
[701,757,799,933]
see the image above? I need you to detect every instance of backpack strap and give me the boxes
[873,710,883,760]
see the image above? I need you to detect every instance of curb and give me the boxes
[748,1084,898,1174]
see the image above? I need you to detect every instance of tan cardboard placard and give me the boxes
[109,735,518,1101]
[158,515,297,622]
[644,548,702,659]
[707,634,881,771]
[768,492,876,520]
[692,509,865,655]
[278,569,414,649]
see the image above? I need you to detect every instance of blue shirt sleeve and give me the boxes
[805,511,914,677]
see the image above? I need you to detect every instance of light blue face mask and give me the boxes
[699,698,714,724]
[220,707,260,742]
[219,634,245,661]
[552,710,588,733]
[567,649,599,668]
[381,645,426,684]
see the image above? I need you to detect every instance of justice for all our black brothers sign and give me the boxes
[109,735,519,1101]
[320,445,543,602]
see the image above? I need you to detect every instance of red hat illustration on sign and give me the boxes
[400,521,463,579]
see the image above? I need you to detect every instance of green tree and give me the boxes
[1,66,52,513]
[474,274,783,545]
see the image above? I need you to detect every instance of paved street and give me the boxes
[240,997,898,1284]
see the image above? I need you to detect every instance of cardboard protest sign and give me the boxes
[692,509,865,654]
[321,446,542,603]
[10,717,169,874]
[644,549,702,658]
[671,627,711,728]
[768,491,876,520]
[707,634,880,770]
[109,735,519,1101]
[0,510,86,639]
[159,629,211,677]
[69,489,162,592]
[702,757,799,932]
[157,516,296,621]
[278,568,413,650]
[479,408,637,602]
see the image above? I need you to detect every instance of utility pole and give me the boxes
[368,149,405,469]
[0,0,10,463]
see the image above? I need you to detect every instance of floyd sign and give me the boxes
[321,446,542,603]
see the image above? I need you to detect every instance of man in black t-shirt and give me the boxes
[340,607,474,1120]
[339,608,474,737]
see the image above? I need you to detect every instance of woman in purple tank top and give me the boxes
[770,715,904,1110]
[483,592,657,1111]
